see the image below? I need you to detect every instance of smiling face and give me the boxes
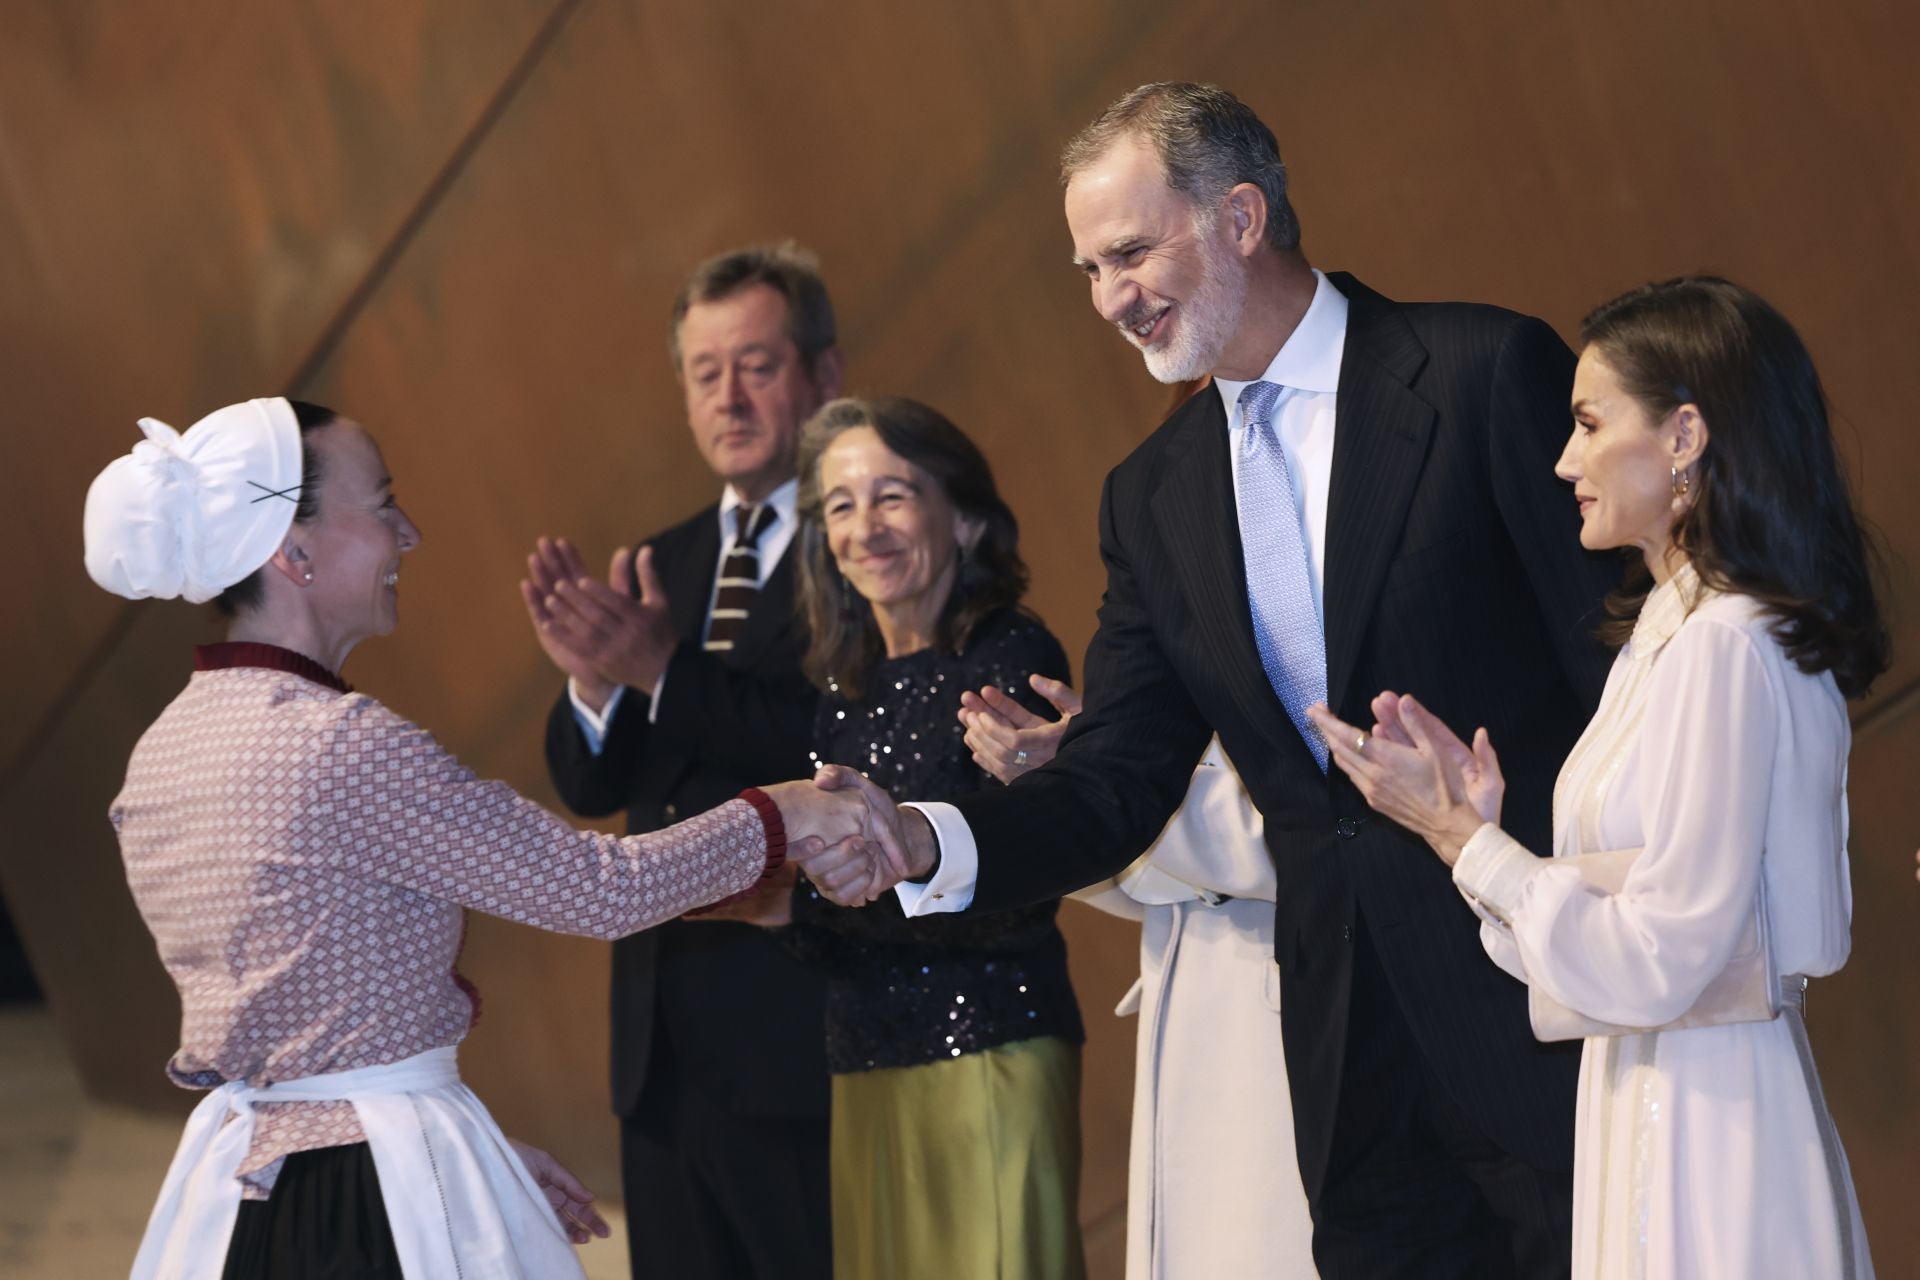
[677,283,834,501]
[1066,136,1250,383]
[298,420,420,651]
[817,426,979,640]
[1557,346,1694,565]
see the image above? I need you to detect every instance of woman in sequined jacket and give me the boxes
[785,396,1086,1280]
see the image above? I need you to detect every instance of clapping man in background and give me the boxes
[524,243,843,1280]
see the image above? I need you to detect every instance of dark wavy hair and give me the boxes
[1582,277,1888,697]
[795,397,1029,699]
[213,399,335,617]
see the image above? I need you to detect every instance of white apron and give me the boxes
[131,1046,583,1279]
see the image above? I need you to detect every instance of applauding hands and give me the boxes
[521,536,678,710]
[958,674,1080,783]
[522,534,941,908]
[1306,692,1505,867]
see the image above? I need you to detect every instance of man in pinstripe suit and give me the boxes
[836,84,1622,1277]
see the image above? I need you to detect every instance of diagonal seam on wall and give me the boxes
[0,0,585,803]
[282,0,584,388]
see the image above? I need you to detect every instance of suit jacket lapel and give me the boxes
[1149,391,1309,766]
[1321,273,1435,712]
[663,509,721,646]
[629,510,721,803]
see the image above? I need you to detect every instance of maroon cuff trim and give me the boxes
[684,790,789,917]
[737,788,788,881]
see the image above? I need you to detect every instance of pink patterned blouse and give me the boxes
[111,643,777,1196]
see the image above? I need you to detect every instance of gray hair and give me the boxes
[667,240,838,373]
[1061,82,1301,251]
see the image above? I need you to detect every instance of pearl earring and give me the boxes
[1670,466,1692,513]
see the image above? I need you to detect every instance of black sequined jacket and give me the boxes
[787,607,1085,1074]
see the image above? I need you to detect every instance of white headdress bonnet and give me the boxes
[83,397,306,603]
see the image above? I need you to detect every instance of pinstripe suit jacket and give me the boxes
[544,504,829,1121]
[952,272,1619,1193]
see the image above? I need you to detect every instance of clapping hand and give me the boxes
[521,537,608,702]
[506,1137,611,1245]
[958,674,1081,783]
[1305,692,1504,867]
[521,537,679,707]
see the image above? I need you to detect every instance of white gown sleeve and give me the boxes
[1452,618,1780,1026]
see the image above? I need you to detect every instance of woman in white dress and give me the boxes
[1307,276,1885,1278]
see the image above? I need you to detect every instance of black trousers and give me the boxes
[223,1143,402,1280]
[622,1028,832,1280]
[1309,915,1575,1279]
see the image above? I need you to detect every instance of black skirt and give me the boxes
[222,1142,403,1279]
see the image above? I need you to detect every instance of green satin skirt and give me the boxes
[830,1036,1086,1280]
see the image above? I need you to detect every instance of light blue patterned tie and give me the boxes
[1237,380,1329,772]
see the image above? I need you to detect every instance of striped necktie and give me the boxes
[705,503,778,652]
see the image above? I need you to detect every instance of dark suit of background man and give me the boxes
[877,85,1621,1278]
[531,244,844,1280]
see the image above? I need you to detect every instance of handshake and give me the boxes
[757,767,939,907]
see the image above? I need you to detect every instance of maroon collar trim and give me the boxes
[194,642,352,695]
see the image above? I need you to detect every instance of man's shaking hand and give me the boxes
[760,772,929,905]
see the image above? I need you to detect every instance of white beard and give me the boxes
[1136,228,1249,384]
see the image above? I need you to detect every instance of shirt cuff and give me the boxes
[645,670,667,725]
[568,681,626,754]
[893,801,975,915]
[1451,823,1539,925]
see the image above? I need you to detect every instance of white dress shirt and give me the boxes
[898,271,1349,914]
[571,477,800,750]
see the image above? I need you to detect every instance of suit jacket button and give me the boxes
[1341,924,1354,943]
[664,803,678,820]
[1335,818,1360,838]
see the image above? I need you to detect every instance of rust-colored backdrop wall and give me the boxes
[3,2,1915,1273]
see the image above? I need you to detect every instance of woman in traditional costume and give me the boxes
[1308,278,1884,1278]
[84,397,888,1279]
